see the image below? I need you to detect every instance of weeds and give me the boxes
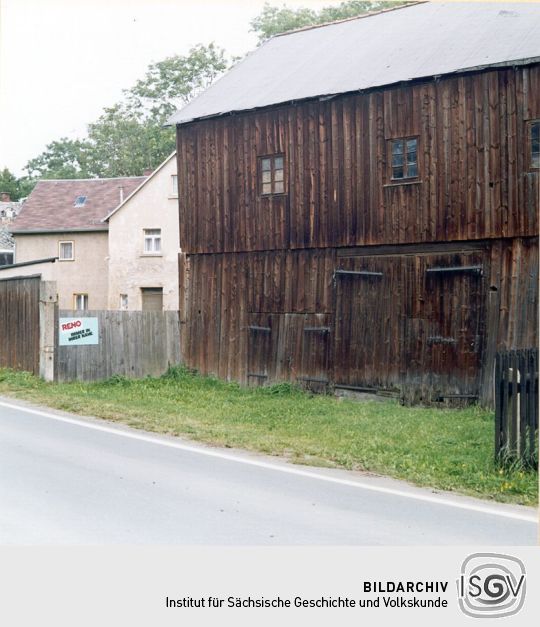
[0,367,537,506]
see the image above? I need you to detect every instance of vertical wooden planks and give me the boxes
[177,65,539,255]
[56,310,182,382]
[0,276,41,374]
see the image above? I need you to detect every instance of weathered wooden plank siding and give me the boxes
[179,250,335,382]
[480,237,539,405]
[56,310,182,382]
[176,64,538,406]
[0,276,40,374]
[180,238,538,404]
[178,65,539,254]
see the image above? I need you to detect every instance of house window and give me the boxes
[73,293,88,310]
[119,294,128,310]
[74,196,87,207]
[59,240,74,261]
[143,228,161,254]
[529,120,540,169]
[390,137,419,180]
[171,174,178,196]
[259,155,285,195]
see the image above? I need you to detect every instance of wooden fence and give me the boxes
[494,348,538,467]
[0,276,41,374]
[56,310,182,382]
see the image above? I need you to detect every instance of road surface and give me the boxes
[0,397,537,544]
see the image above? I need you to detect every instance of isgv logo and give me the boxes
[457,553,526,619]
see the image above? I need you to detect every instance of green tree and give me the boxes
[25,138,94,179]
[127,43,228,121]
[84,43,228,176]
[86,104,174,177]
[23,44,228,179]
[0,168,35,200]
[251,1,408,42]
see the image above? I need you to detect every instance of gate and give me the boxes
[0,276,41,374]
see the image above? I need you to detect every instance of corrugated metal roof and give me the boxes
[167,1,540,126]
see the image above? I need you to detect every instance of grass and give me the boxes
[0,366,537,506]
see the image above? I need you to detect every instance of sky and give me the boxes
[0,0,338,176]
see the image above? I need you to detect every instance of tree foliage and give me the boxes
[86,104,173,178]
[22,44,228,180]
[0,168,35,201]
[251,1,408,42]
[127,43,228,121]
[25,138,94,180]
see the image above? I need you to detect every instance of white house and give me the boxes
[6,176,145,309]
[104,152,180,311]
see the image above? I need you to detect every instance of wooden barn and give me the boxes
[168,2,540,406]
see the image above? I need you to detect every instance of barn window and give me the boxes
[529,120,540,169]
[259,155,285,195]
[390,137,418,180]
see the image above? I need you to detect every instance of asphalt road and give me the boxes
[0,398,537,545]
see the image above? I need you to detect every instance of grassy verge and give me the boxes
[0,367,537,506]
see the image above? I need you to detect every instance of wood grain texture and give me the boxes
[175,63,539,406]
[0,276,40,374]
[180,238,537,405]
[56,310,182,382]
[177,65,539,254]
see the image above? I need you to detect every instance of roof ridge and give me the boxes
[271,1,425,39]
[104,151,177,222]
[36,176,147,183]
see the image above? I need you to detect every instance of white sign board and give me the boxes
[59,317,99,346]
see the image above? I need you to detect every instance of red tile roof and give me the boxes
[11,177,146,233]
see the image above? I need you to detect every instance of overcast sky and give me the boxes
[0,0,340,176]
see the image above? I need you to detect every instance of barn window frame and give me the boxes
[527,119,540,170]
[258,154,286,196]
[387,136,420,182]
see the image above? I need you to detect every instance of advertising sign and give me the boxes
[59,317,99,346]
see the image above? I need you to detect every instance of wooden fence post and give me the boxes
[39,281,57,382]
[495,348,538,467]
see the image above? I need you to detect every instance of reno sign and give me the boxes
[59,317,99,346]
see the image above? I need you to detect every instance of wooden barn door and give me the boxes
[412,252,486,401]
[334,251,486,402]
[333,257,404,393]
[247,313,331,389]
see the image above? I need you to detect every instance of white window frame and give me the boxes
[73,293,88,310]
[171,174,178,197]
[143,228,162,255]
[59,240,74,261]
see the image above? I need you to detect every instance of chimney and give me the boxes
[143,168,153,177]
[119,186,124,203]
[1,192,11,202]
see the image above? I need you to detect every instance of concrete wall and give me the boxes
[13,231,109,309]
[107,155,180,310]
